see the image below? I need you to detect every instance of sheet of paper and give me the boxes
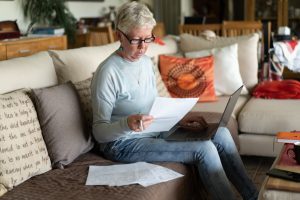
[85,162,183,187]
[140,97,198,133]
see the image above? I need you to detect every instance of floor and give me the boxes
[234,155,276,200]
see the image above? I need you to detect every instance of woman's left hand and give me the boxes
[127,114,154,132]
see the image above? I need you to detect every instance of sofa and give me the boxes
[0,33,300,199]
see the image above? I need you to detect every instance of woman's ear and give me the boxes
[116,30,122,41]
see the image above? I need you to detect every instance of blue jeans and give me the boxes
[102,127,258,200]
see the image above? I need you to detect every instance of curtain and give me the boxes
[153,0,181,35]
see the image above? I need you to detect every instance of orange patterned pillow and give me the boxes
[159,55,216,102]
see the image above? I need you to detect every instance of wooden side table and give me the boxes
[259,143,300,200]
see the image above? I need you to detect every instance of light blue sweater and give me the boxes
[91,52,159,143]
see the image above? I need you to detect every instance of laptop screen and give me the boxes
[219,85,243,127]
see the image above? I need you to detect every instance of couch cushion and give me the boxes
[180,33,259,91]
[152,60,171,97]
[191,95,250,119]
[239,134,284,157]
[49,36,178,98]
[0,52,57,94]
[146,35,178,66]
[0,90,51,197]
[73,77,93,132]
[31,82,94,168]
[238,97,300,135]
[159,55,216,102]
[49,36,178,84]
[0,153,200,200]
[49,42,120,83]
[185,43,248,96]
[148,36,179,98]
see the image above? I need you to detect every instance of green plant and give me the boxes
[21,0,77,41]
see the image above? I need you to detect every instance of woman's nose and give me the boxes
[137,41,146,49]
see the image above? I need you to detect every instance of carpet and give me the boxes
[234,155,276,200]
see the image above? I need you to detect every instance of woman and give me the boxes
[91,2,258,200]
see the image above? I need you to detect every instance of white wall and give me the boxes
[0,0,193,34]
[180,0,193,24]
[0,0,127,34]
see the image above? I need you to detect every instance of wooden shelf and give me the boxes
[0,35,67,60]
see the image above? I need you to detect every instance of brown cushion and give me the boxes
[31,82,94,168]
[73,77,93,132]
[0,153,201,200]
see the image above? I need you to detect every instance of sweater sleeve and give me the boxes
[91,64,132,143]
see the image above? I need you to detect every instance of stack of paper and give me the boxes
[139,97,198,134]
[85,162,183,187]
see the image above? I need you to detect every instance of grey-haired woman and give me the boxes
[91,2,258,200]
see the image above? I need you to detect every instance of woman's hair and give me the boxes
[115,1,156,34]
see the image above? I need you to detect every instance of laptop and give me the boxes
[160,85,243,141]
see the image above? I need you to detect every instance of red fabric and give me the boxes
[252,80,300,99]
[284,40,298,51]
[154,37,165,45]
[278,143,299,167]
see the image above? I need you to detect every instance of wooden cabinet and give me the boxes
[0,45,5,60]
[246,0,300,33]
[0,35,67,60]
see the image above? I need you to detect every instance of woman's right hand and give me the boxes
[127,114,154,132]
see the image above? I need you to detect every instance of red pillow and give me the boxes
[159,55,216,102]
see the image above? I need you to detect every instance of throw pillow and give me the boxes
[159,55,216,102]
[151,57,171,97]
[48,42,120,83]
[180,33,259,90]
[73,77,93,131]
[31,82,94,168]
[185,43,249,95]
[0,90,51,197]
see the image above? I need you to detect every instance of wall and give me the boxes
[0,0,126,33]
[181,0,193,23]
[0,0,192,35]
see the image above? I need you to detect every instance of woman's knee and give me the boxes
[213,127,237,153]
[193,141,219,162]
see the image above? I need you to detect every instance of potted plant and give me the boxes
[21,0,77,41]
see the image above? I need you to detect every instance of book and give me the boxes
[276,131,300,143]
[31,27,65,36]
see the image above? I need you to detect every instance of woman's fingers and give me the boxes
[127,114,153,132]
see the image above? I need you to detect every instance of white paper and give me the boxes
[85,162,183,187]
[140,97,198,133]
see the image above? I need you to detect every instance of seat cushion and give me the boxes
[0,152,201,200]
[238,97,300,135]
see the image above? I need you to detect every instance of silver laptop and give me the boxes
[160,85,243,141]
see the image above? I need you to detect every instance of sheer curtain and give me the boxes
[153,0,181,35]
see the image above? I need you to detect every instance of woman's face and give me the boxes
[118,26,154,61]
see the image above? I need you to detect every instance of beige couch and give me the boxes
[0,37,208,199]
[177,33,300,157]
[35,33,300,156]
[0,34,299,198]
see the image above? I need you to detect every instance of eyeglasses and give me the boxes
[118,29,155,45]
